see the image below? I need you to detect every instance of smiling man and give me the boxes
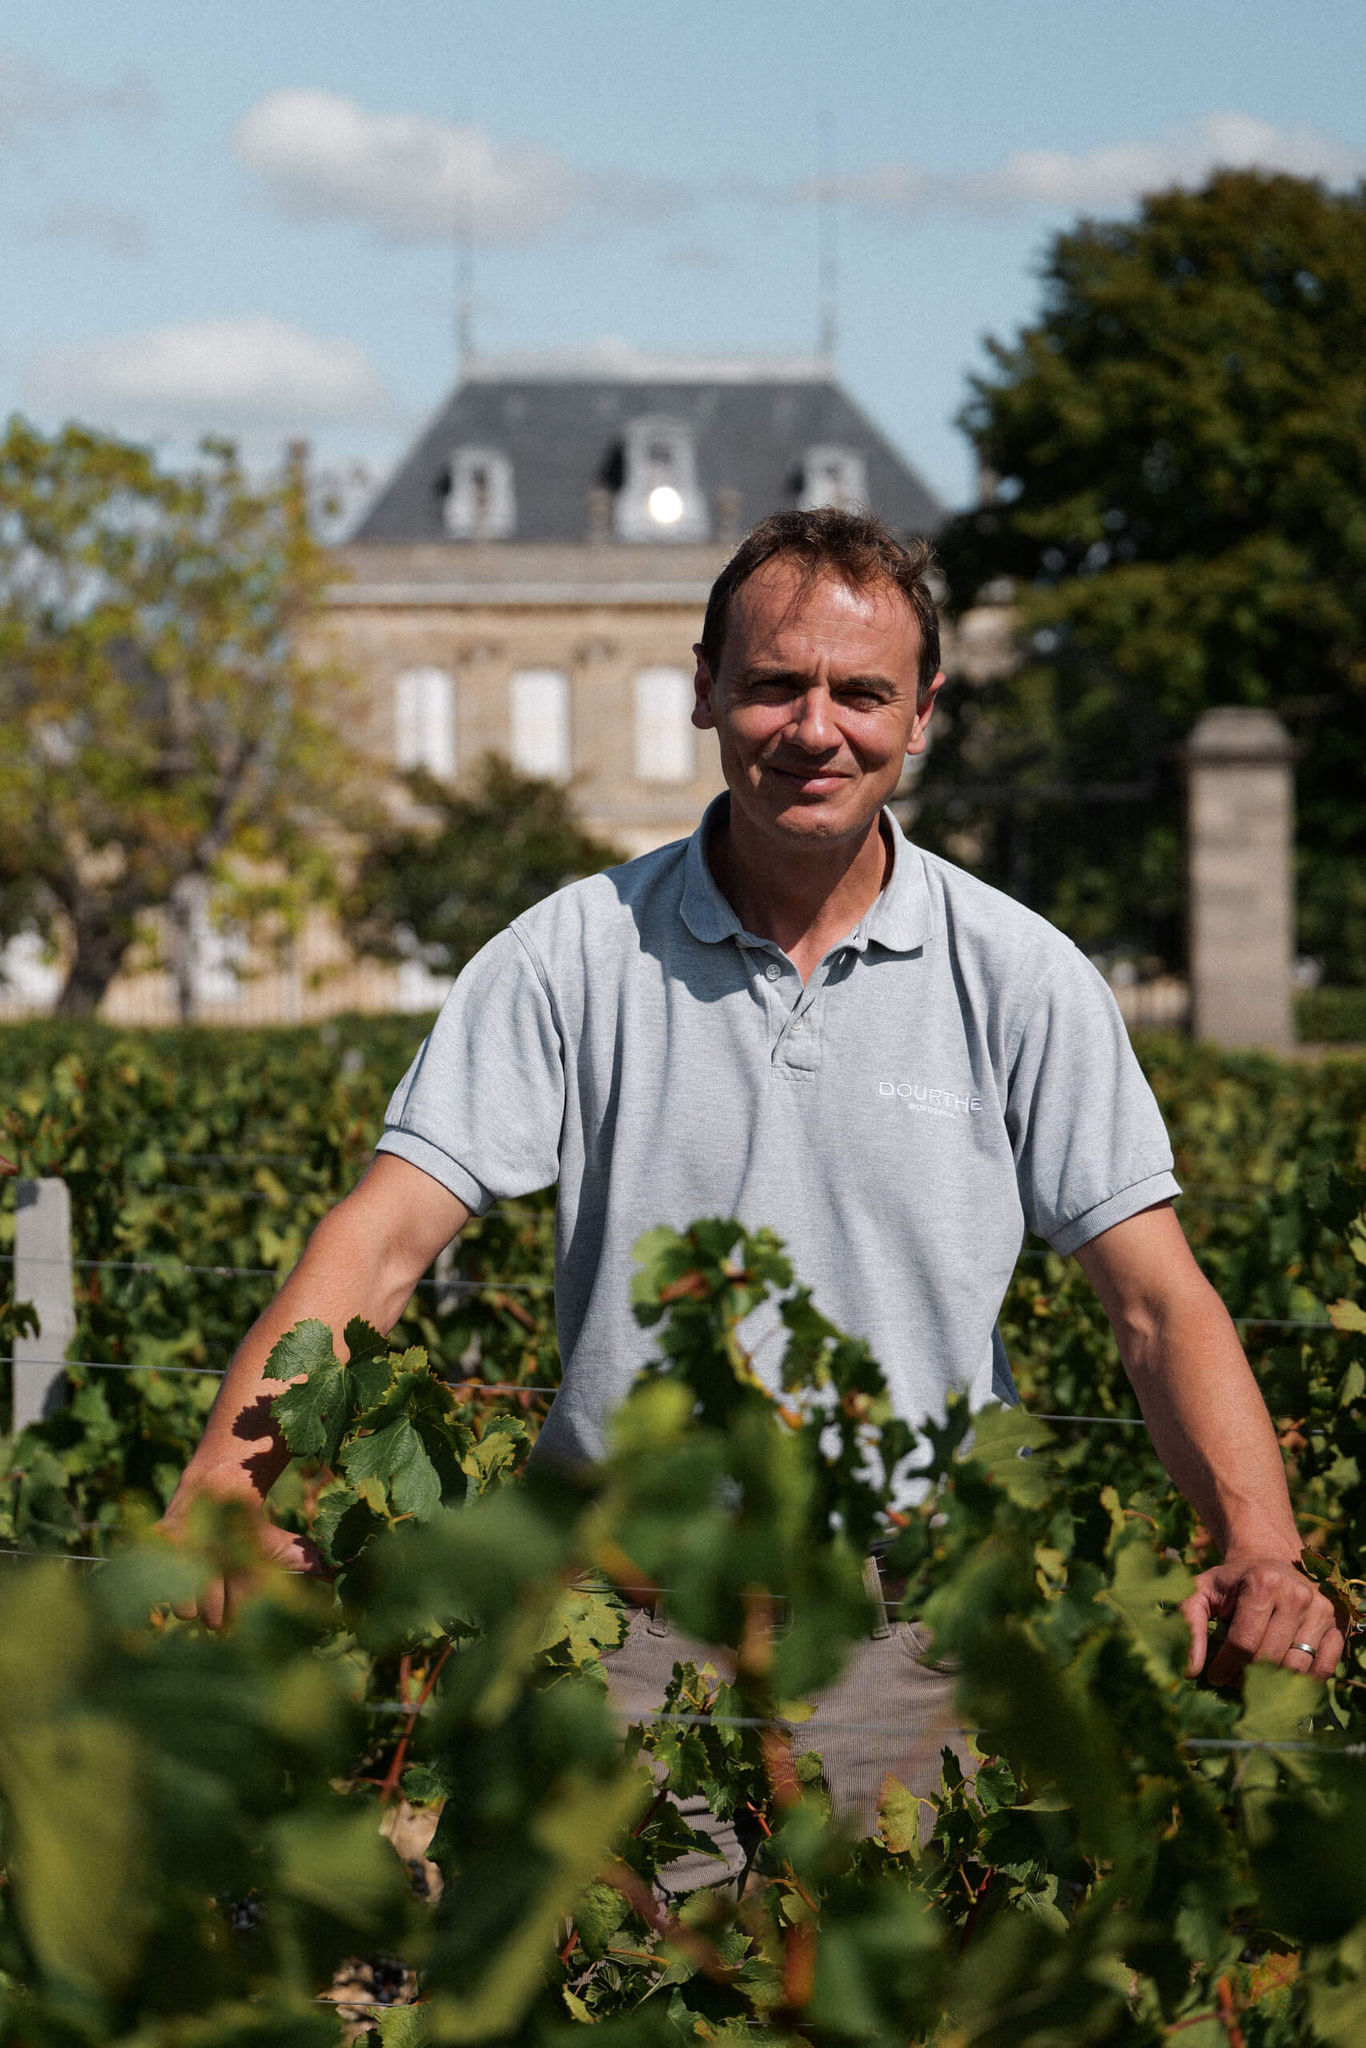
[684,516,1333,1682]
[694,544,941,970]
[166,508,1338,1880]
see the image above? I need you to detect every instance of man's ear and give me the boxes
[906,669,946,756]
[692,643,718,731]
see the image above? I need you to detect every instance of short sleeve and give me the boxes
[1006,946,1181,1254]
[375,927,565,1212]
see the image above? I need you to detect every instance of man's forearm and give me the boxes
[167,1207,417,1511]
[1077,1206,1340,1679]
[166,1156,468,1517]
[1118,1282,1302,1562]
[1075,1206,1301,1563]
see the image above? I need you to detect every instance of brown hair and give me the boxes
[698,507,942,699]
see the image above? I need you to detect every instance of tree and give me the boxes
[0,420,365,1015]
[931,170,1366,982]
[345,753,624,980]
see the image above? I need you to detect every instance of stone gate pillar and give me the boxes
[1182,707,1296,1052]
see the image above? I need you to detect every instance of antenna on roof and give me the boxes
[817,111,838,369]
[455,124,476,379]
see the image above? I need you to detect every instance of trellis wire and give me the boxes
[0,1564,1354,1757]
[353,1702,1366,1759]
[0,1547,102,1564]
[1183,1736,1366,1757]
[1,1350,1342,1452]
[1034,1412,1147,1426]
[635,1714,1366,1756]
[7,1358,561,1395]
[0,1250,551,1292]
[1233,1316,1342,1330]
[45,1359,226,1377]
[0,1251,1340,1328]
[0,1352,1330,1427]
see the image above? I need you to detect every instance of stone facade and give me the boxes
[320,536,989,860]
[321,538,736,858]
[324,353,948,859]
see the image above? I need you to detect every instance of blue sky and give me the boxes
[4,0,1365,515]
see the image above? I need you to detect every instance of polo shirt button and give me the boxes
[764,963,781,981]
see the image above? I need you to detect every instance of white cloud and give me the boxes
[26,315,390,432]
[971,114,1366,210]
[0,50,55,143]
[28,200,147,257]
[798,113,1366,220]
[233,87,573,243]
[464,339,825,381]
[0,48,157,146]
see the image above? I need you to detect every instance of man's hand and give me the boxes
[1183,1554,1346,1684]
[1075,1206,1345,1685]
[163,1509,330,1631]
[159,1155,470,1628]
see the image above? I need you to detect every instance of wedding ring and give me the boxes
[1292,1641,1316,1656]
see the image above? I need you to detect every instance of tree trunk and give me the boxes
[167,875,201,1025]
[55,905,137,1017]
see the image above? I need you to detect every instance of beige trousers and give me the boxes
[601,1569,970,1898]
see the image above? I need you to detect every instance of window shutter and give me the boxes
[394,668,457,780]
[634,667,695,783]
[509,669,571,780]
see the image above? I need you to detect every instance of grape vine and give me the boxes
[1,1024,1365,2045]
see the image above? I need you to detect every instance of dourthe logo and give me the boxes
[878,1081,982,1117]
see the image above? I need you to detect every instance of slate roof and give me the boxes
[352,354,944,545]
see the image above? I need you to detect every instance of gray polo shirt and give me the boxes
[378,797,1179,1471]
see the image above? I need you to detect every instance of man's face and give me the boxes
[692,557,943,856]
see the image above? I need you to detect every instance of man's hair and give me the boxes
[698,507,942,699]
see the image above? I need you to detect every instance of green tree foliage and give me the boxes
[933,170,1366,981]
[0,420,367,1016]
[345,754,623,982]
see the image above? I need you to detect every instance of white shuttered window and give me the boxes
[633,666,694,783]
[394,668,457,780]
[509,669,571,780]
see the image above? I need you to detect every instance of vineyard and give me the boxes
[2,1019,1366,2048]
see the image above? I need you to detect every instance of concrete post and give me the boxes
[11,1177,76,1430]
[1183,707,1296,1052]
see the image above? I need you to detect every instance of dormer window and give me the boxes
[798,445,867,512]
[613,416,709,542]
[443,446,516,539]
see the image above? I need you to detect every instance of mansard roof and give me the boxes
[351,347,944,545]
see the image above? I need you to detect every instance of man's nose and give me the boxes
[789,685,837,749]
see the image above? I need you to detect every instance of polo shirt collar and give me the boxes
[680,793,935,954]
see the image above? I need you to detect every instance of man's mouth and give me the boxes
[764,762,849,790]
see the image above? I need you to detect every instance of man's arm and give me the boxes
[1074,1202,1343,1683]
[163,1154,469,1623]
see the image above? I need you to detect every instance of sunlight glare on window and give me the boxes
[647,484,684,525]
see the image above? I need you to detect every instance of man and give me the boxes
[166,509,1340,1809]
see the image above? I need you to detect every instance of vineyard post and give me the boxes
[11,1176,75,1430]
[1182,707,1296,1053]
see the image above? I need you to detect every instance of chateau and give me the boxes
[9,350,973,1023]
[323,346,947,858]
